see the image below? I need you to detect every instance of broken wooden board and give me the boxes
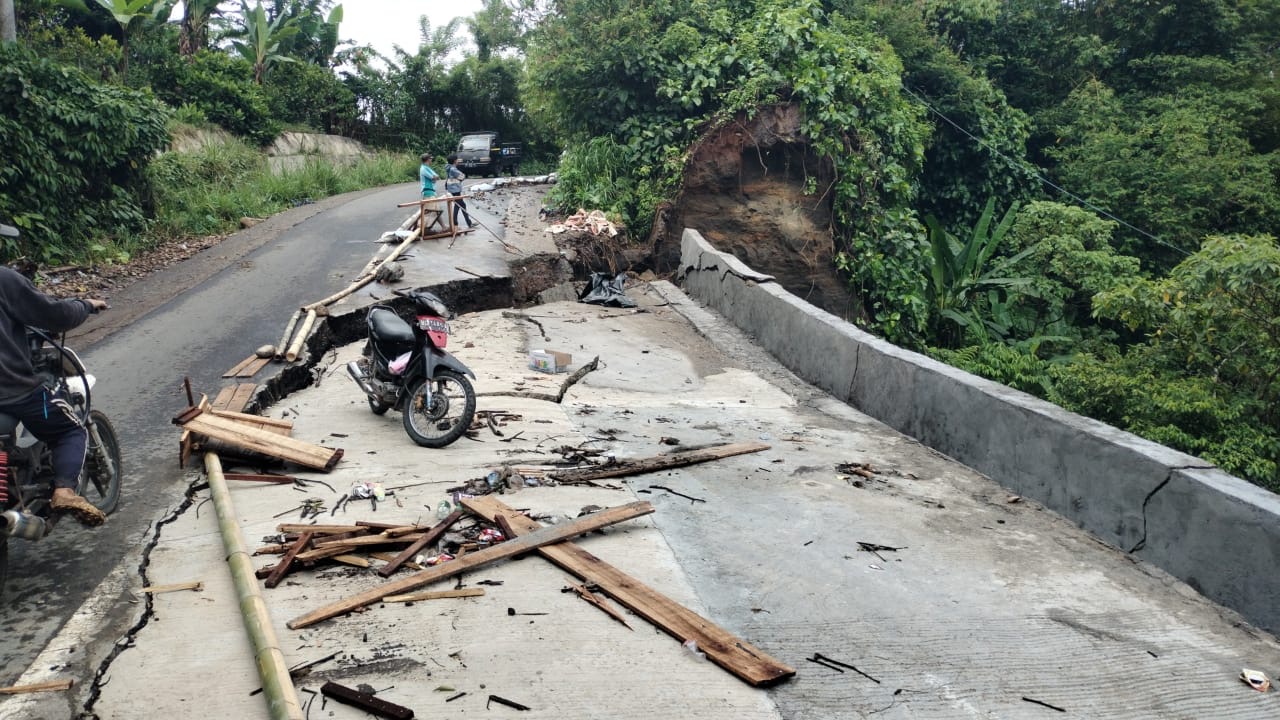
[321,681,414,720]
[383,588,484,603]
[288,501,655,629]
[209,383,259,413]
[0,679,74,695]
[211,410,293,436]
[173,407,342,471]
[264,532,313,589]
[463,495,795,687]
[222,355,271,379]
[547,441,770,484]
[377,509,462,577]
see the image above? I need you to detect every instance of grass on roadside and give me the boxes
[135,136,416,256]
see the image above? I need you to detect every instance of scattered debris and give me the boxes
[578,272,634,308]
[856,542,905,563]
[545,208,617,237]
[647,485,706,504]
[320,681,415,720]
[808,653,879,683]
[1021,696,1066,713]
[563,582,632,629]
[487,694,532,711]
[547,442,769,485]
[383,588,484,603]
[140,581,204,595]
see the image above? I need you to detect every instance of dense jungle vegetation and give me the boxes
[1,0,1277,491]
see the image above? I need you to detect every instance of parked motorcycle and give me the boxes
[347,290,477,448]
[0,327,123,597]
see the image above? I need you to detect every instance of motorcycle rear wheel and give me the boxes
[0,537,7,600]
[402,371,476,448]
[79,410,122,514]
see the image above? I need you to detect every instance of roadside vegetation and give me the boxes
[1,0,1277,490]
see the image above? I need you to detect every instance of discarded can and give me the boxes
[478,528,504,544]
[485,470,501,489]
[424,553,454,566]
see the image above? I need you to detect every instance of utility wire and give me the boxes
[900,84,1191,258]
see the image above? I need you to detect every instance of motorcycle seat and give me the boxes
[368,308,414,344]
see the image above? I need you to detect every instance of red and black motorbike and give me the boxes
[346,290,477,448]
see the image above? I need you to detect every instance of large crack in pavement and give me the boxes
[79,480,201,719]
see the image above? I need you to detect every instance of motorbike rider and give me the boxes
[0,223,109,526]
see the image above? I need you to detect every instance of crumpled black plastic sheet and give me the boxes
[578,272,635,308]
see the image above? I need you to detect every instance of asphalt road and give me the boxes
[0,183,423,687]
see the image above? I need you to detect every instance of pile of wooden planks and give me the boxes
[174,403,342,471]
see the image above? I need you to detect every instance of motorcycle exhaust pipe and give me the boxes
[2,509,47,541]
[347,361,379,397]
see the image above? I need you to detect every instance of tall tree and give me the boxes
[178,0,220,57]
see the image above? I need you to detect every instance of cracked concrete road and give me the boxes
[4,182,1280,720]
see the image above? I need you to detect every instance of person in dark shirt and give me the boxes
[445,154,475,229]
[0,259,109,526]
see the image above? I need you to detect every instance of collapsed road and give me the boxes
[2,180,1279,719]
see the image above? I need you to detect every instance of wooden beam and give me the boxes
[462,495,795,687]
[288,501,655,629]
[276,524,368,535]
[377,509,462,577]
[547,441,770,484]
[173,407,342,471]
[140,581,203,594]
[383,588,484,603]
[320,681,414,720]
[0,679,74,695]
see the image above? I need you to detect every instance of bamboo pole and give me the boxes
[204,452,304,720]
[283,309,317,362]
[274,309,302,360]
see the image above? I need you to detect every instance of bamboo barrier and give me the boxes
[283,309,317,362]
[204,452,304,720]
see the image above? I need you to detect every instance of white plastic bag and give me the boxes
[389,351,411,375]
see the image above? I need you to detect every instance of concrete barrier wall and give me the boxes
[680,228,1280,635]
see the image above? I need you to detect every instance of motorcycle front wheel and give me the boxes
[402,371,476,448]
[79,410,122,514]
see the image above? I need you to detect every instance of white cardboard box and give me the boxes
[528,349,572,373]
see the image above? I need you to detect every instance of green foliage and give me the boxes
[547,136,650,229]
[150,51,280,145]
[931,342,1054,397]
[20,22,121,81]
[147,137,415,237]
[263,60,355,133]
[923,197,1032,346]
[230,1,301,83]
[526,0,931,339]
[1049,352,1279,492]
[0,44,169,264]
[999,201,1142,349]
[1046,80,1280,267]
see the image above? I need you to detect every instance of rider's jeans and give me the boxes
[0,386,87,489]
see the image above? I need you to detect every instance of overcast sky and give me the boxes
[340,0,485,60]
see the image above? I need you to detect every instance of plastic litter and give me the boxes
[389,351,411,375]
[1241,668,1271,692]
[682,639,706,661]
[436,499,453,519]
[578,272,635,308]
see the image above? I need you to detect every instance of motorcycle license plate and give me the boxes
[418,317,449,333]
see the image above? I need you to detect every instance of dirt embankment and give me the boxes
[649,104,863,322]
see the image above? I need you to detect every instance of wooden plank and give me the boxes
[547,441,770,484]
[377,509,462,577]
[236,356,272,378]
[0,679,74,695]
[276,524,367,535]
[225,473,296,484]
[139,581,204,594]
[288,501,655,629]
[173,408,342,471]
[383,588,484,603]
[312,532,424,549]
[209,385,239,411]
[264,532,313,589]
[369,552,423,571]
[331,554,371,568]
[228,383,259,412]
[212,410,294,431]
[222,355,258,378]
[463,495,795,687]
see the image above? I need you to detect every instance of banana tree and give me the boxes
[178,0,222,57]
[231,1,300,83]
[924,197,1037,348]
[60,0,168,74]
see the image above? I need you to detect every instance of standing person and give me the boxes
[0,257,109,526]
[419,153,439,199]
[445,154,474,229]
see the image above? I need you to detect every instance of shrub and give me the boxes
[149,51,279,146]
